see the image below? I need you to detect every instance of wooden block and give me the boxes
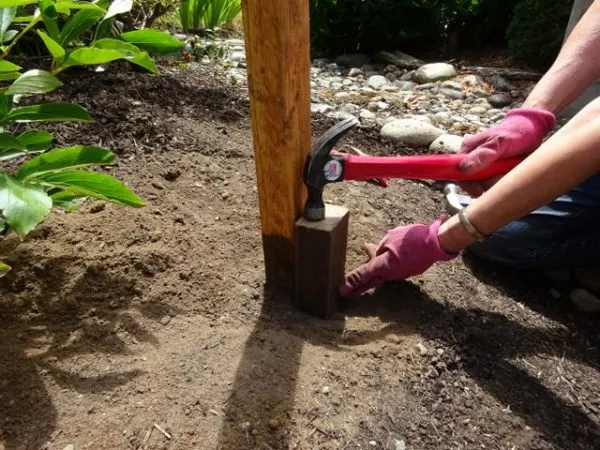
[294,204,349,318]
[241,0,312,289]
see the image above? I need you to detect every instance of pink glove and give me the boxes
[339,218,458,298]
[458,107,556,196]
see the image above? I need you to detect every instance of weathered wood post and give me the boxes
[241,1,349,318]
[241,0,312,289]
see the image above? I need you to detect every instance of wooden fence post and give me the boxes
[241,0,312,289]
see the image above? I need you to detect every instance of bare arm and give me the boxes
[523,0,600,114]
[439,97,600,252]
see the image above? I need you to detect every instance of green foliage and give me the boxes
[309,0,440,55]
[506,0,572,69]
[178,0,240,32]
[0,0,183,273]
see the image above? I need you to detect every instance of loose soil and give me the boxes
[1,61,599,450]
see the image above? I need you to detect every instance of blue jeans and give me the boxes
[467,173,600,269]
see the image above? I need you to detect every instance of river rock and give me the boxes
[488,93,513,108]
[335,53,371,68]
[311,103,333,115]
[490,75,515,91]
[368,75,389,90]
[376,51,424,69]
[574,268,600,291]
[397,81,416,91]
[441,80,462,91]
[569,288,600,312]
[380,119,444,147]
[439,88,465,100]
[413,63,457,84]
[348,68,363,77]
[430,134,463,153]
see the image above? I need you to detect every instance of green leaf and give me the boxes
[0,71,21,81]
[0,7,16,38]
[50,190,86,210]
[61,47,126,68]
[0,59,21,72]
[0,172,52,237]
[18,146,115,180]
[0,94,12,117]
[0,132,24,150]
[119,29,184,55]
[54,1,105,13]
[92,38,157,72]
[58,8,103,46]
[104,0,131,20]
[5,69,63,95]
[38,30,65,61]
[40,0,60,41]
[4,103,92,123]
[3,29,17,42]
[0,260,10,277]
[17,129,53,151]
[34,170,145,207]
[0,0,37,7]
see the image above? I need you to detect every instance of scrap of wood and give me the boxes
[461,66,541,80]
[153,423,172,440]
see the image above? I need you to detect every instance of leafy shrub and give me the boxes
[0,0,183,276]
[178,0,241,32]
[459,0,521,48]
[309,0,440,56]
[120,0,180,31]
[506,0,572,69]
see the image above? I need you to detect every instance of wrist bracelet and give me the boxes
[458,209,487,243]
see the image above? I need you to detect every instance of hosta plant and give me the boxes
[0,0,184,277]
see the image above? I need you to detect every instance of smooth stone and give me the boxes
[327,111,358,121]
[488,93,513,108]
[400,71,415,81]
[335,53,371,67]
[380,118,444,147]
[415,82,437,91]
[376,50,424,69]
[341,103,360,114]
[570,288,600,312]
[468,106,489,115]
[441,80,462,91]
[429,134,463,153]
[360,109,376,120]
[413,63,457,84]
[311,103,333,115]
[367,75,389,90]
[545,269,572,282]
[348,68,363,77]
[462,74,484,87]
[397,81,416,91]
[439,88,465,100]
[574,268,600,291]
[490,74,515,91]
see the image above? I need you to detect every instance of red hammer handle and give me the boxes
[343,154,525,182]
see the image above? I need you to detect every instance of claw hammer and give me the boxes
[303,117,524,220]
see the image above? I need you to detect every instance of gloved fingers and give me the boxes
[458,181,486,198]
[459,133,489,154]
[458,147,499,173]
[363,242,377,260]
[339,252,391,299]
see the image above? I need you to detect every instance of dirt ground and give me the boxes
[1,60,600,450]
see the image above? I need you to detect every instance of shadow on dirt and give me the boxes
[342,278,600,448]
[216,283,347,449]
[0,247,177,449]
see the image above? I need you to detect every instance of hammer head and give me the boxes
[303,117,359,220]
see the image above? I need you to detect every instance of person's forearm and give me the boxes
[438,99,600,252]
[523,0,600,114]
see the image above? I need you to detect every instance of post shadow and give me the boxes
[216,281,347,449]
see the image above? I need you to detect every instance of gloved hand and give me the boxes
[458,107,556,196]
[339,218,458,298]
